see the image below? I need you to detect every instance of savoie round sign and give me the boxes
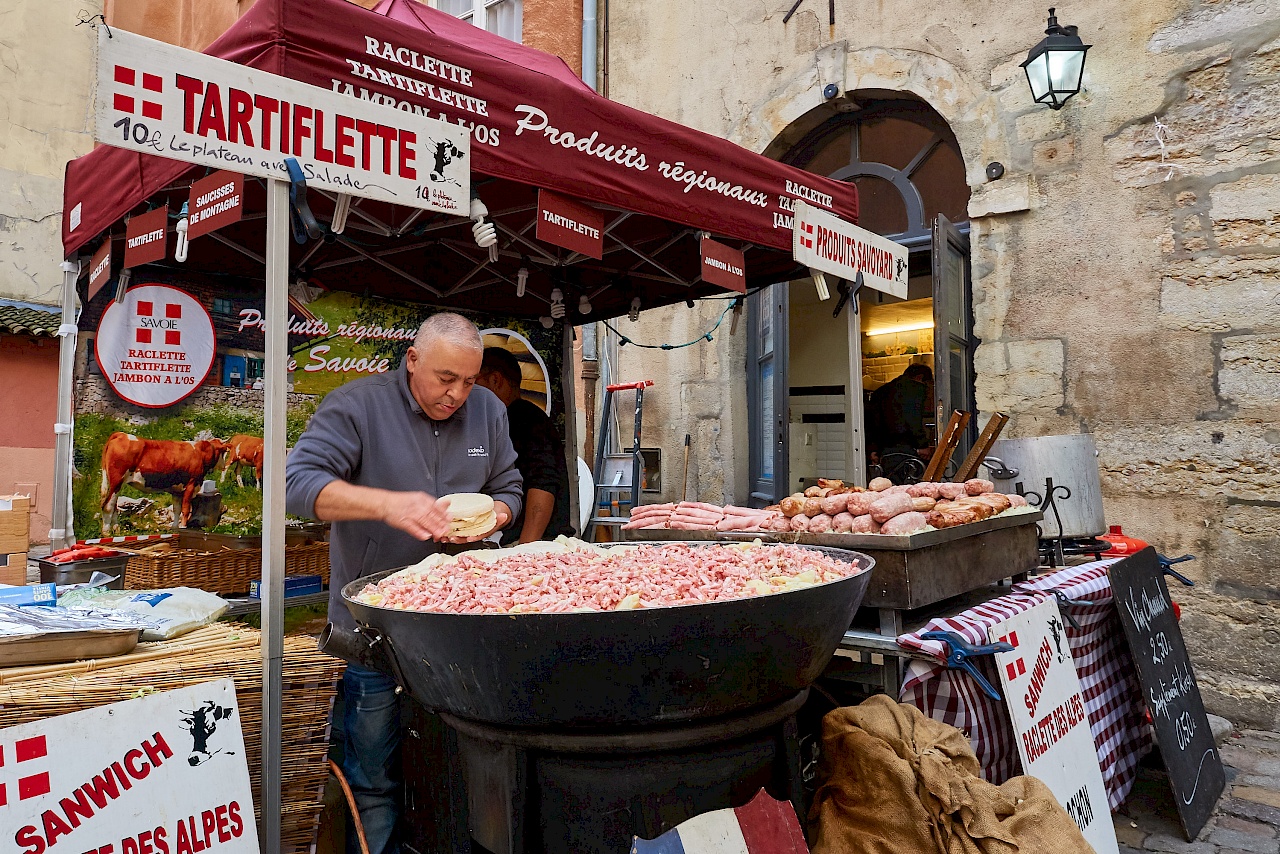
[95,284,216,408]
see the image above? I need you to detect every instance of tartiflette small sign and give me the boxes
[123,205,169,268]
[536,190,604,260]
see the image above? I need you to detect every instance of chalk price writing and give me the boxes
[1176,710,1198,750]
[1150,631,1172,665]
[112,117,162,148]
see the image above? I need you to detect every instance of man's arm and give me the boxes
[286,390,451,540]
[518,488,556,543]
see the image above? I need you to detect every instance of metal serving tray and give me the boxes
[623,510,1043,612]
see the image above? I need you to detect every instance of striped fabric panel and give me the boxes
[631,790,808,854]
[897,559,1153,807]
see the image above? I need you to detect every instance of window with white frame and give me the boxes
[437,0,523,43]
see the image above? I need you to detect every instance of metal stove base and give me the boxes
[443,690,808,854]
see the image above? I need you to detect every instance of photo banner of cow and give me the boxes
[73,267,565,541]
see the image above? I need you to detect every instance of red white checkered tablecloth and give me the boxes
[896,559,1153,809]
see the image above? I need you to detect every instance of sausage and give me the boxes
[912,497,937,512]
[880,511,929,536]
[964,478,995,496]
[768,515,793,532]
[885,484,913,495]
[907,482,941,499]
[804,486,823,498]
[789,513,811,532]
[969,493,1012,513]
[938,482,967,500]
[831,512,855,533]
[1007,493,1029,508]
[868,477,893,492]
[780,496,804,517]
[870,492,914,523]
[845,492,877,516]
[820,494,848,516]
[802,497,824,517]
[807,514,834,533]
[850,514,880,533]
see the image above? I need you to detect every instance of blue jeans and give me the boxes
[340,664,402,854]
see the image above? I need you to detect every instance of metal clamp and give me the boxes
[920,630,1013,701]
[354,625,407,693]
[1048,590,1087,630]
[832,271,865,318]
[1157,553,1196,587]
[283,157,325,244]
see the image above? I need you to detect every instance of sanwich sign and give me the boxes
[94,28,470,215]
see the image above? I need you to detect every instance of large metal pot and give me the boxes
[987,433,1106,538]
[342,542,873,728]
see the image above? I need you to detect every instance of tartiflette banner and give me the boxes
[123,205,169,268]
[187,171,244,239]
[88,240,113,301]
[64,0,860,258]
[93,27,470,216]
[536,190,604,259]
[700,236,746,294]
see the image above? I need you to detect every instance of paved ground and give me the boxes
[1116,729,1280,854]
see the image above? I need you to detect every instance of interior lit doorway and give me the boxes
[748,95,974,502]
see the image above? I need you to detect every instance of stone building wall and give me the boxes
[608,0,1280,726]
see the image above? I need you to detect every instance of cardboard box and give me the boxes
[0,495,32,555]
[0,583,55,606]
[0,552,27,586]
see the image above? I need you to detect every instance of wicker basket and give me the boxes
[124,541,330,595]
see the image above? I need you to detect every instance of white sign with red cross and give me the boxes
[94,284,216,409]
[2,679,257,854]
[94,27,470,215]
[989,600,1119,854]
[792,199,908,299]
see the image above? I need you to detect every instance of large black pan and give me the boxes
[342,542,873,727]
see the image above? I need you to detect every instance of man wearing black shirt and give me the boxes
[867,363,934,459]
[477,346,574,544]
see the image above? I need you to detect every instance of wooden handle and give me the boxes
[923,410,970,482]
[952,413,1009,482]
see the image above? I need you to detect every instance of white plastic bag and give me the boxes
[57,586,229,640]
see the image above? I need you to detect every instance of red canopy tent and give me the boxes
[62,0,857,319]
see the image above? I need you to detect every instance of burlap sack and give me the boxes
[809,695,1094,854]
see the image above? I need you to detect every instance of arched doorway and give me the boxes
[747,95,974,501]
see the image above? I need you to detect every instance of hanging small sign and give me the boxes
[700,236,746,294]
[187,171,244,239]
[536,190,604,259]
[88,240,113,301]
[2,679,258,854]
[990,599,1119,854]
[792,199,907,299]
[123,206,169,269]
[94,283,217,408]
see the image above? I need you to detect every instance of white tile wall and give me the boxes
[790,392,848,480]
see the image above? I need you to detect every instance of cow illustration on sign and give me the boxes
[100,431,228,534]
[1048,614,1067,663]
[181,699,237,766]
[429,138,464,185]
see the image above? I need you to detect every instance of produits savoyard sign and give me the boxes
[2,679,257,854]
[95,28,469,214]
[792,199,908,299]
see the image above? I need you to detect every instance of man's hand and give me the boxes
[442,500,512,544]
[381,491,453,541]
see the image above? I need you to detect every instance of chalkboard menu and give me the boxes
[1109,547,1225,840]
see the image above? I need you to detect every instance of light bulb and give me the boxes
[549,288,566,319]
[578,295,592,315]
[174,216,189,263]
[516,266,529,298]
[628,297,641,322]
[540,315,555,329]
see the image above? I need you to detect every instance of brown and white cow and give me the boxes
[220,434,265,488]
[100,432,228,534]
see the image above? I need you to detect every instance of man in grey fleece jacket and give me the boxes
[286,312,521,854]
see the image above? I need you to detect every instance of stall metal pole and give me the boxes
[49,259,80,551]
[845,289,867,487]
[260,177,289,853]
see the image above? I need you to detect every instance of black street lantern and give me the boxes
[1021,8,1091,110]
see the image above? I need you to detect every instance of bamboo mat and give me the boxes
[0,623,345,853]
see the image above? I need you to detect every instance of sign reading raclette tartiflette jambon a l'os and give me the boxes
[94,28,470,215]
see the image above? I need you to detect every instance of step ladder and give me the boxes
[586,380,653,541]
